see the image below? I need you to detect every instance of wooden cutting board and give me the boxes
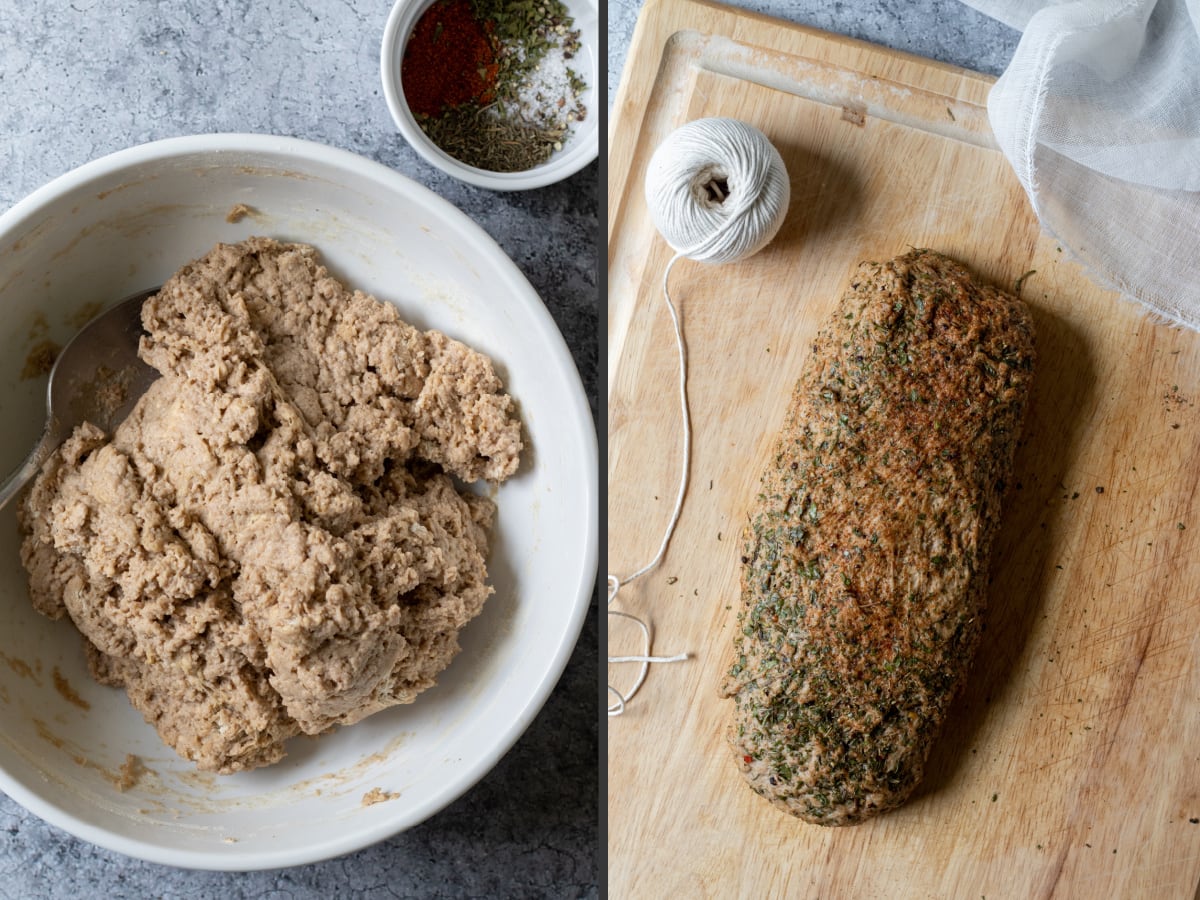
[607,1,1200,897]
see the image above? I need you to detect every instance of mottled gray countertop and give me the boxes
[0,0,596,897]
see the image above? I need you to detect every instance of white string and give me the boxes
[608,118,790,717]
[607,255,691,717]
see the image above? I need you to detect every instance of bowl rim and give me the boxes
[0,132,598,870]
[380,0,598,191]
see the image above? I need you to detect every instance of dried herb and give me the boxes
[418,103,564,171]
[403,0,588,173]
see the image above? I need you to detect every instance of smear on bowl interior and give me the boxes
[19,237,523,774]
[401,0,588,171]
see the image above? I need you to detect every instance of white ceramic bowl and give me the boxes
[381,0,599,190]
[0,134,596,869]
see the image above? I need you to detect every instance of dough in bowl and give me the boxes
[20,237,523,773]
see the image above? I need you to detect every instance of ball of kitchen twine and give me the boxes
[609,118,790,717]
[644,117,790,264]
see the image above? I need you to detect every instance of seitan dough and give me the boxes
[19,238,523,773]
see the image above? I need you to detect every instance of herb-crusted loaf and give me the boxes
[720,249,1035,825]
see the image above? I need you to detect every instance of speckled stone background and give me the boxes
[0,0,597,896]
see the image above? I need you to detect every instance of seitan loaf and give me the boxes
[720,249,1035,825]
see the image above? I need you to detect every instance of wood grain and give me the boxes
[607,1,1200,896]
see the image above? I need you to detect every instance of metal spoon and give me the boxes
[0,288,160,512]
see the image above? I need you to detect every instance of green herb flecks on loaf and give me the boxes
[720,249,1035,825]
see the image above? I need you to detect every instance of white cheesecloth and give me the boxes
[961,0,1200,326]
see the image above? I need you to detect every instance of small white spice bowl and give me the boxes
[381,0,598,190]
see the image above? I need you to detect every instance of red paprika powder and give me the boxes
[401,0,499,118]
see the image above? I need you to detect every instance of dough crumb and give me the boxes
[225,203,255,223]
[52,666,90,710]
[67,300,105,329]
[117,754,146,791]
[21,339,60,379]
[0,652,38,682]
[362,787,401,806]
[19,238,524,774]
[89,363,135,423]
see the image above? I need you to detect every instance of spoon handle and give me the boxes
[0,417,67,513]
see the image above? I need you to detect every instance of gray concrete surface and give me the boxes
[0,1,597,896]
